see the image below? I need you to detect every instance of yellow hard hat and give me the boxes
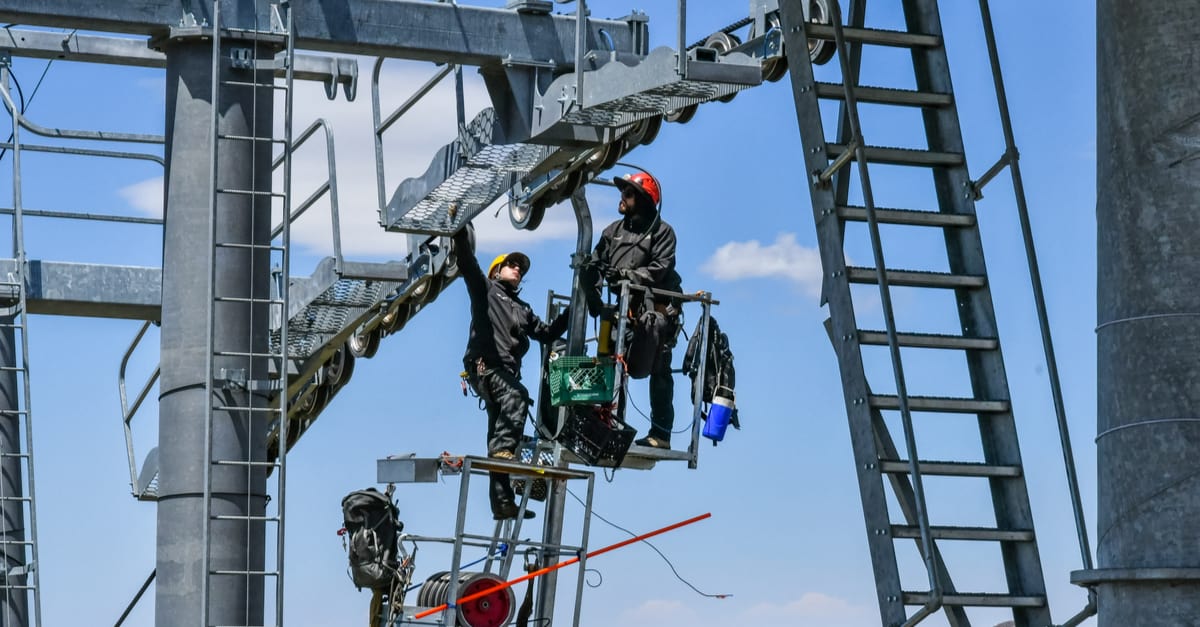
[488,252,530,279]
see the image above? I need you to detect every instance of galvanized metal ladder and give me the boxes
[778,0,1051,625]
[201,2,294,625]
[0,60,41,627]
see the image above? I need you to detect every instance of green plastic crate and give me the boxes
[548,356,616,406]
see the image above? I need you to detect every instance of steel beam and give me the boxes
[0,2,642,66]
[1,28,358,98]
[0,260,160,320]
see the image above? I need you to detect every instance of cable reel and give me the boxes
[416,571,515,627]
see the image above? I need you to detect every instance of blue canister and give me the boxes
[702,395,736,442]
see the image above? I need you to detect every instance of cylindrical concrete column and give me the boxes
[1094,2,1200,623]
[156,35,275,626]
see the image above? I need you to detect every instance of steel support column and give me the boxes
[535,188,594,625]
[0,316,26,627]
[1092,1,1200,623]
[155,35,272,626]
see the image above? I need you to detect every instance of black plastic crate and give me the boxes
[557,406,636,467]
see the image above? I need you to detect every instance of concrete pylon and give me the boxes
[1087,1,1200,623]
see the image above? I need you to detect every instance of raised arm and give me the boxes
[452,225,489,316]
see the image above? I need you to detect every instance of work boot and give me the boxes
[635,435,670,449]
[492,500,536,520]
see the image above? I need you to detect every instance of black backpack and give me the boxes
[341,488,403,591]
[683,315,739,430]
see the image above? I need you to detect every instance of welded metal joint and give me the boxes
[230,47,254,70]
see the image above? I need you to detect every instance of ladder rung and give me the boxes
[806,23,941,49]
[213,350,284,358]
[878,459,1021,478]
[0,409,28,415]
[891,525,1035,542]
[211,406,279,414]
[212,514,280,523]
[837,205,976,228]
[814,83,952,108]
[0,540,34,546]
[218,134,287,144]
[0,496,32,502]
[902,591,1046,608]
[0,585,35,590]
[213,296,286,305]
[214,242,286,252]
[869,394,1010,413]
[210,569,280,577]
[216,188,286,198]
[220,80,287,91]
[0,453,31,459]
[0,366,25,372]
[845,267,986,289]
[827,143,965,167]
[212,459,280,468]
[857,330,998,351]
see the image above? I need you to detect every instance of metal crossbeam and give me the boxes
[0,1,642,65]
[1,28,359,96]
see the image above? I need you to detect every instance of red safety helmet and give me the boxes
[613,171,662,207]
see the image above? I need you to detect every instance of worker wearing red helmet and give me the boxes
[586,171,683,450]
[452,223,569,519]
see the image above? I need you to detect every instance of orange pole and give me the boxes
[413,512,711,620]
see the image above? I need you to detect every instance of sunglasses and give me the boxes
[621,189,638,199]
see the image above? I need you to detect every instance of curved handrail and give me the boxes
[270,117,342,270]
[0,83,163,145]
[371,57,454,221]
[118,320,160,498]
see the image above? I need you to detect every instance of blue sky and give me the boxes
[0,1,1096,625]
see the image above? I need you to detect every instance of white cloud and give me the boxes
[118,176,163,217]
[616,593,874,627]
[119,60,577,261]
[700,232,824,296]
[618,599,703,627]
[743,592,872,624]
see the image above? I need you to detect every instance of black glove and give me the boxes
[604,267,630,283]
[452,221,476,254]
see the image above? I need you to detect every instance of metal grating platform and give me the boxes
[535,47,762,134]
[382,107,555,236]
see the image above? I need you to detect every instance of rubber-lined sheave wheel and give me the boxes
[348,326,381,359]
[704,32,743,102]
[509,200,546,231]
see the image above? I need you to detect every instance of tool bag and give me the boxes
[683,315,739,431]
[341,488,404,591]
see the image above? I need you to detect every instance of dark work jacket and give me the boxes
[590,211,681,298]
[456,235,568,376]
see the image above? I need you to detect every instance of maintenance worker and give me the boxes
[452,223,569,520]
[585,171,682,450]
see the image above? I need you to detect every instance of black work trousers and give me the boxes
[647,334,676,442]
[472,366,530,511]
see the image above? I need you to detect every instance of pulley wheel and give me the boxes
[509,199,546,231]
[380,300,410,334]
[323,345,355,390]
[703,32,743,103]
[806,1,836,65]
[348,326,381,359]
[623,116,663,147]
[586,141,623,175]
[664,104,698,125]
[417,571,515,627]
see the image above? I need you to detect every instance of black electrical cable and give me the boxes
[565,488,730,599]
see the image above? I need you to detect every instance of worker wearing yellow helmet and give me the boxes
[452,223,568,520]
